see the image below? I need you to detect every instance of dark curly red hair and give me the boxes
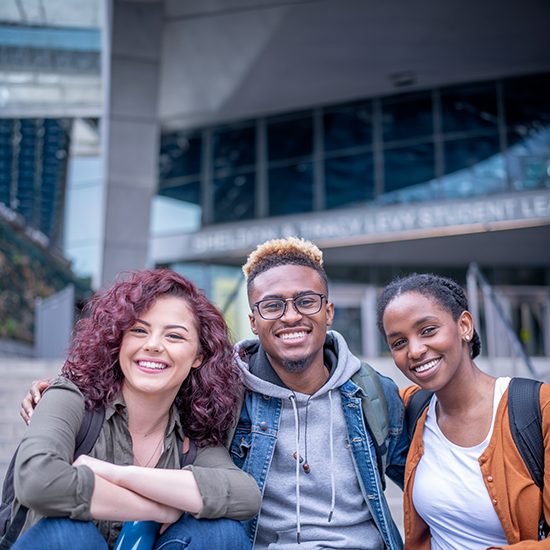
[62,268,242,447]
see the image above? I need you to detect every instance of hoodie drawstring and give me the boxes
[289,393,301,544]
[328,389,335,522]
[290,389,336,543]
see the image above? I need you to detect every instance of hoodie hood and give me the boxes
[235,330,362,398]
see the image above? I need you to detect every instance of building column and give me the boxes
[97,0,162,287]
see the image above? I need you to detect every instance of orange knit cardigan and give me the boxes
[400,382,550,550]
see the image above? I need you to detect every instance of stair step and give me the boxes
[0,359,64,483]
[0,420,28,439]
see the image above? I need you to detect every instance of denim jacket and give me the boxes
[231,337,408,549]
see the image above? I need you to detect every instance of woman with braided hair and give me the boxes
[377,273,550,550]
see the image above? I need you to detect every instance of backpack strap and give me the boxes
[351,362,390,488]
[405,388,433,442]
[0,505,26,550]
[508,377,544,489]
[177,434,197,468]
[0,450,24,550]
[508,377,547,540]
[75,406,105,458]
[0,449,18,537]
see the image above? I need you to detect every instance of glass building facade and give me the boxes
[158,72,550,227]
[0,118,72,245]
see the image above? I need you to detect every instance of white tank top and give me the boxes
[412,377,511,550]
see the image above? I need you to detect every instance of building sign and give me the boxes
[150,190,550,263]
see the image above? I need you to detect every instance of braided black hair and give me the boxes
[376,273,481,359]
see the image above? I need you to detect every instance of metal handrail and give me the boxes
[467,262,536,377]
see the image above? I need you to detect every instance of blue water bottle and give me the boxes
[113,521,160,550]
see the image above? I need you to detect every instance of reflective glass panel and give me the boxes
[17,119,36,225]
[325,153,374,209]
[213,126,255,170]
[441,84,498,133]
[213,172,255,223]
[40,119,69,237]
[324,103,373,151]
[384,143,435,192]
[0,120,12,206]
[507,129,550,191]
[269,162,313,215]
[159,133,201,180]
[382,94,433,142]
[444,135,501,175]
[159,180,201,205]
[268,115,313,161]
[505,74,550,147]
[437,159,507,199]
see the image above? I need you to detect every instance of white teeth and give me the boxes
[279,331,307,340]
[414,359,439,373]
[138,361,167,370]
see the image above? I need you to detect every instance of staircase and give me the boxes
[0,358,63,484]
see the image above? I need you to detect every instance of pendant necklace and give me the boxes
[134,432,164,468]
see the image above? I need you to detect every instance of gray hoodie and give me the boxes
[235,330,384,550]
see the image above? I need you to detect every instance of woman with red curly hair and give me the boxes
[10,269,260,550]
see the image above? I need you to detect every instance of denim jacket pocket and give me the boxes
[230,428,252,466]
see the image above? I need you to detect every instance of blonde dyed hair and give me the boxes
[243,237,327,293]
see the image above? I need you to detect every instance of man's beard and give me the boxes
[281,354,313,373]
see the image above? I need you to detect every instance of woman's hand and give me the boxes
[20,378,54,424]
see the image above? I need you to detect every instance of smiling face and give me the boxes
[248,264,334,377]
[382,291,473,392]
[119,295,203,403]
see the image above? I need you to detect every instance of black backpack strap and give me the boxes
[0,449,24,549]
[0,506,28,550]
[0,449,19,537]
[177,434,197,468]
[74,406,105,458]
[508,377,544,489]
[406,388,433,441]
[508,377,547,540]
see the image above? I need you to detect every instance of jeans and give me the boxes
[11,515,251,550]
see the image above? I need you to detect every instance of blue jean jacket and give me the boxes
[230,373,408,549]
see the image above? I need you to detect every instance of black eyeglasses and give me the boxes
[252,293,326,320]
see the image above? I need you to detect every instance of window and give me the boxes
[159,133,201,180]
[324,103,373,152]
[213,173,255,223]
[384,144,435,192]
[441,84,498,133]
[325,153,374,209]
[269,163,313,216]
[382,94,433,142]
[268,115,313,161]
[213,126,255,170]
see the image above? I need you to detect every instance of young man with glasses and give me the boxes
[19,237,408,550]
[231,237,408,550]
